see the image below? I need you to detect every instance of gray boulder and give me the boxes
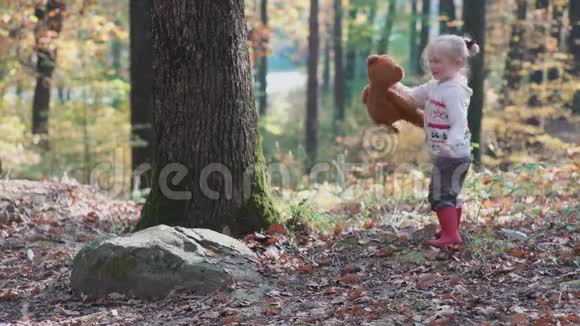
[71,225,262,299]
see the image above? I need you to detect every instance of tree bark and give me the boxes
[463,0,486,169]
[376,0,397,54]
[409,0,419,76]
[306,0,320,169]
[31,0,66,144]
[130,0,154,190]
[439,0,457,34]
[501,0,527,106]
[136,0,278,236]
[333,0,345,132]
[527,0,549,106]
[417,0,431,75]
[570,0,580,114]
[257,0,269,116]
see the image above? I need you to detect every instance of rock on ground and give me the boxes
[71,225,263,300]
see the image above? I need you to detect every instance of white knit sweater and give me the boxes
[399,75,473,159]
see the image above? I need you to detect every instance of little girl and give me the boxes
[399,35,480,247]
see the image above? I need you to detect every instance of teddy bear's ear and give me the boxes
[394,65,405,81]
[367,55,379,66]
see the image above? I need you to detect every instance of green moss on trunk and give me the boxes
[238,134,279,235]
[135,166,190,231]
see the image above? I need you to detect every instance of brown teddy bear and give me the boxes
[361,55,424,132]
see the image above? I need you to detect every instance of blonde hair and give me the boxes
[421,34,480,77]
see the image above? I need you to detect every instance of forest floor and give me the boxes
[0,158,579,325]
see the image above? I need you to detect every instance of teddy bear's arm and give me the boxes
[387,89,424,128]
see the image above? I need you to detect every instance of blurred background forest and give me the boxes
[0,0,578,203]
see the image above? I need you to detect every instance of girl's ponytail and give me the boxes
[465,39,480,57]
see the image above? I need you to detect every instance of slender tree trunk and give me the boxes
[137,0,278,236]
[333,0,345,132]
[463,0,486,169]
[527,0,549,107]
[31,0,66,146]
[546,0,565,102]
[501,0,527,106]
[322,23,332,94]
[130,0,154,191]
[439,0,457,34]
[417,0,431,74]
[257,0,269,116]
[345,7,358,106]
[409,0,419,76]
[377,0,397,54]
[306,0,320,169]
[570,0,580,114]
[358,0,377,79]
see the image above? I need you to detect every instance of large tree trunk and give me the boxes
[130,0,155,190]
[333,0,345,132]
[417,0,431,75]
[571,0,580,114]
[136,0,278,236]
[257,0,269,116]
[344,7,358,107]
[500,0,527,106]
[306,0,320,168]
[31,0,66,144]
[409,0,419,76]
[439,0,457,34]
[376,0,397,54]
[463,0,486,169]
[527,0,549,107]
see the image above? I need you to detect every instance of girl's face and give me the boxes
[427,47,463,81]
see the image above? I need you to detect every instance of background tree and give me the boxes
[438,0,457,35]
[376,0,397,55]
[408,0,419,77]
[344,5,358,106]
[306,0,320,168]
[527,0,549,107]
[501,0,527,106]
[31,0,66,145]
[322,20,332,94]
[333,0,345,132]
[130,0,154,190]
[417,0,431,74]
[570,0,580,114]
[464,0,486,169]
[257,0,269,116]
[136,0,278,236]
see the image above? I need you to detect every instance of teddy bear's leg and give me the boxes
[362,86,369,104]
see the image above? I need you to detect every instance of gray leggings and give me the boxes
[428,156,472,211]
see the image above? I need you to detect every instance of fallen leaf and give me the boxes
[0,289,18,301]
[510,313,529,325]
[324,287,338,295]
[297,264,314,274]
[318,259,331,267]
[448,275,462,287]
[265,237,278,245]
[349,286,365,300]
[333,226,342,236]
[363,220,376,229]
[223,316,241,324]
[340,263,361,275]
[417,274,440,289]
[265,223,286,235]
[509,249,526,258]
[340,273,360,284]
[373,249,394,258]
